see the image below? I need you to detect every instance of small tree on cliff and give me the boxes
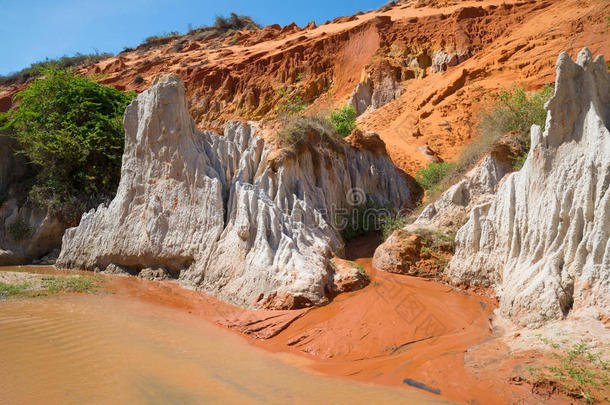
[0,69,135,223]
[329,104,357,137]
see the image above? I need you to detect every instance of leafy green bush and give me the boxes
[350,261,370,282]
[415,161,453,191]
[414,228,455,251]
[512,153,528,170]
[413,84,553,209]
[329,105,357,137]
[478,84,553,173]
[1,69,135,223]
[6,217,32,241]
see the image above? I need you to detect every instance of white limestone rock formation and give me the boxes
[430,50,469,73]
[448,49,610,326]
[57,73,412,309]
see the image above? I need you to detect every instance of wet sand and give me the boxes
[1,241,524,404]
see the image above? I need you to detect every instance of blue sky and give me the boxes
[0,0,385,76]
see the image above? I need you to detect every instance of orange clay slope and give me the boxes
[1,0,608,176]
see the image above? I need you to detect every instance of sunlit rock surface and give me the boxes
[449,49,610,326]
[58,74,412,309]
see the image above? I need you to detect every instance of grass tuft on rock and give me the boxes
[42,275,99,294]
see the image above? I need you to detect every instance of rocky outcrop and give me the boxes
[0,199,66,265]
[329,258,370,294]
[373,229,423,275]
[448,49,610,326]
[415,137,524,231]
[57,73,412,309]
[349,63,403,117]
[430,50,469,73]
[0,137,67,265]
[373,226,454,278]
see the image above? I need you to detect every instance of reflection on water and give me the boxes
[0,294,446,404]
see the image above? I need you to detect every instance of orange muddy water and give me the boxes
[0,239,507,404]
[0,289,445,405]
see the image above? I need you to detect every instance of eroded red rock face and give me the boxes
[1,0,607,176]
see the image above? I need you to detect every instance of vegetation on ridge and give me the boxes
[0,69,135,224]
[0,52,112,87]
[213,13,260,32]
[1,13,260,81]
[414,84,553,198]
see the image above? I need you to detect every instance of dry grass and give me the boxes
[414,84,554,211]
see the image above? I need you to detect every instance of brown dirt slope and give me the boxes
[1,0,608,175]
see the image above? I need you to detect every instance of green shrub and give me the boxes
[415,161,453,191]
[526,339,610,404]
[413,84,553,210]
[381,213,408,240]
[144,32,179,44]
[1,69,135,223]
[329,104,357,137]
[479,84,553,139]
[6,217,32,241]
[478,84,553,173]
[414,228,455,251]
[350,261,370,282]
[512,152,528,170]
[275,88,308,117]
